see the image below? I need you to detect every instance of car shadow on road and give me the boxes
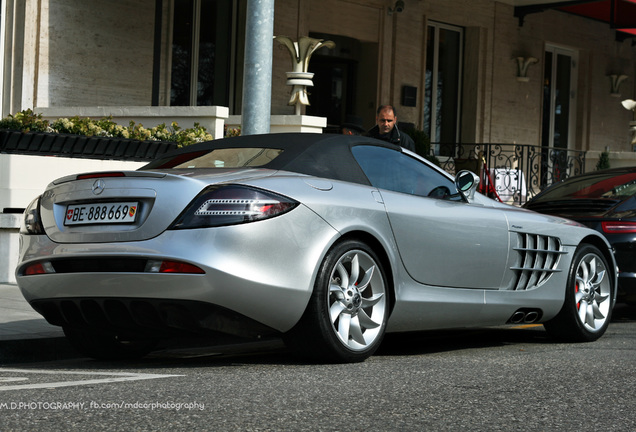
[376,302,636,358]
[10,303,635,368]
[42,326,549,368]
[375,326,550,357]
[39,327,550,369]
[611,302,636,322]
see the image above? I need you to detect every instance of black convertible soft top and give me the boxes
[141,133,404,186]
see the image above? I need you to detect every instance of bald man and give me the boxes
[366,105,415,152]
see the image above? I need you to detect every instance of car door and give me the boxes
[352,145,509,289]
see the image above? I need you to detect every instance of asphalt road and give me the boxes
[1,304,635,431]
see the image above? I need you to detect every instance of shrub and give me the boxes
[224,125,241,137]
[0,109,213,147]
[403,128,440,166]
[596,151,610,171]
[0,109,49,133]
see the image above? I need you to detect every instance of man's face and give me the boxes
[376,108,396,135]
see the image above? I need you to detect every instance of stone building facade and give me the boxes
[2,0,634,158]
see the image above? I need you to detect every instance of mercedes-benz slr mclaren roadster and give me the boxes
[16,133,617,362]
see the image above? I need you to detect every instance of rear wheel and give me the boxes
[63,327,157,360]
[285,239,389,363]
[544,244,615,342]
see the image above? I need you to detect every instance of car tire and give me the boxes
[284,239,389,363]
[544,244,615,342]
[63,327,157,360]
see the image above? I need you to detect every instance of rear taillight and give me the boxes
[21,259,203,275]
[601,221,636,234]
[23,261,55,275]
[145,260,205,274]
[20,196,45,235]
[169,185,298,229]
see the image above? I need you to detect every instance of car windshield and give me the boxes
[144,147,284,169]
[536,172,636,201]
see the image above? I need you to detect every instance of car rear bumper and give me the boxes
[29,296,278,339]
[16,205,338,333]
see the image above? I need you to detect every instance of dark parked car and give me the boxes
[525,167,636,304]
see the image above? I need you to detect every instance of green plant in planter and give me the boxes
[0,109,50,132]
[403,128,440,166]
[596,151,610,171]
[225,125,241,137]
[51,116,109,137]
[162,122,215,147]
[1,110,213,147]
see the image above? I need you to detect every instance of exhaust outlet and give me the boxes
[510,311,526,324]
[507,308,543,324]
[524,311,539,323]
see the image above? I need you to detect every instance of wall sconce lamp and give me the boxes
[514,57,538,82]
[621,99,636,146]
[609,74,629,97]
[388,0,405,15]
[621,99,636,118]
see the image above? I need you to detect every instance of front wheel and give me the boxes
[544,244,615,342]
[284,239,389,363]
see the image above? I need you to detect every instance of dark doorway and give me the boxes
[541,45,577,187]
[306,33,377,134]
[307,59,356,132]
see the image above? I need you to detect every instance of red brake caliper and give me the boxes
[575,282,580,310]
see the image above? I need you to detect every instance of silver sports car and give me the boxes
[16,133,617,362]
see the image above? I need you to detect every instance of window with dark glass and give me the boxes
[352,146,459,199]
[424,22,463,154]
[171,0,233,106]
[541,45,577,186]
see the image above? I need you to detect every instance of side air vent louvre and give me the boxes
[510,233,565,290]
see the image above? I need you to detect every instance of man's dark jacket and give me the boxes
[366,125,416,152]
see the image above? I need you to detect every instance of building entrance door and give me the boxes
[307,59,355,132]
[541,45,578,186]
[307,33,378,133]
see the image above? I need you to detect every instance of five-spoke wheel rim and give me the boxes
[328,249,387,351]
[574,252,611,332]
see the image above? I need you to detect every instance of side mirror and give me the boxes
[455,170,480,201]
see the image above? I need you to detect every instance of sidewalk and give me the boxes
[0,283,75,363]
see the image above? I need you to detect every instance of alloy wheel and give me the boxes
[328,250,387,350]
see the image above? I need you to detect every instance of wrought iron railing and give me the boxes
[433,143,586,206]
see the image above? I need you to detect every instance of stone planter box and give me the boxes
[0,130,176,283]
[0,129,178,161]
